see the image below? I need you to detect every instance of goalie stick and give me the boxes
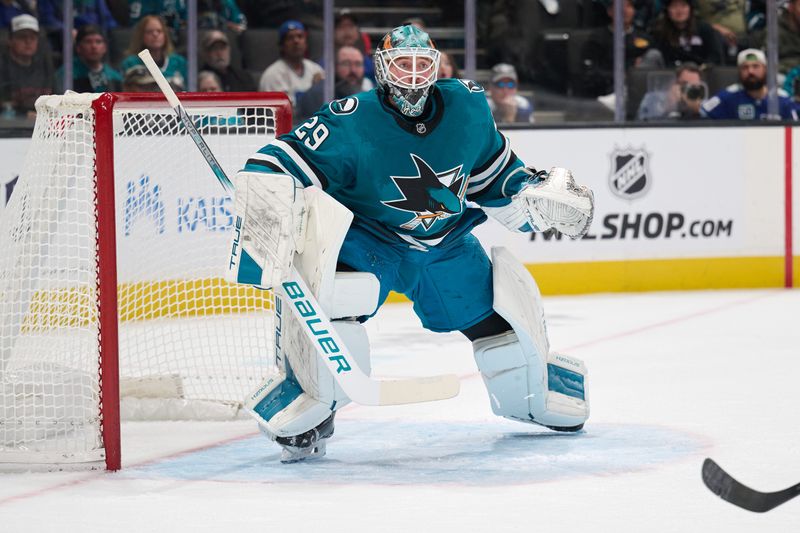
[137,50,460,406]
[702,458,800,513]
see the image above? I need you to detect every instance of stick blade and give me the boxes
[702,458,776,513]
[377,374,460,405]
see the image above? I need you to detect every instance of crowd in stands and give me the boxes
[0,0,798,125]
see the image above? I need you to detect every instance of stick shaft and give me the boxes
[137,50,233,191]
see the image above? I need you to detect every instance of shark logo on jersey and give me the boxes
[382,154,467,231]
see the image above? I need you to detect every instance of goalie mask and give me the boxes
[374,24,441,118]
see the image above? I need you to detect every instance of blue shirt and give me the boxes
[701,84,798,120]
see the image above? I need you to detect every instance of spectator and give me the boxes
[438,51,461,79]
[121,64,159,92]
[784,64,800,104]
[650,0,724,66]
[296,45,372,121]
[755,0,800,74]
[334,10,374,82]
[200,30,256,92]
[129,0,185,44]
[0,14,53,119]
[198,70,223,92]
[56,24,121,93]
[486,63,534,124]
[578,0,663,98]
[637,62,706,120]
[0,0,36,29]
[701,48,798,119]
[38,0,117,52]
[121,15,187,91]
[695,0,750,63]
[259,20,323,108]
[198,0,247,33]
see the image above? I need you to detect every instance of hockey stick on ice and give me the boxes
[702,458,800,513]
[137,50,460,406]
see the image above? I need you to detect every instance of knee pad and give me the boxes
[473,247,589,430]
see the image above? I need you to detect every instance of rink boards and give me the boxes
[1,124,796,295]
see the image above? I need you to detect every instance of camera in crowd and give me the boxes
[682,83,707,101]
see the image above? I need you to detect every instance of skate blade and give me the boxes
[279,441,327,464]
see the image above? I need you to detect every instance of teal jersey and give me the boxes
[56,59,122,93]
[243,78,531,248]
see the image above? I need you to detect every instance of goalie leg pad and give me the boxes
[248,318,372,439]
[473,332,588,429]
[472,247,589,430]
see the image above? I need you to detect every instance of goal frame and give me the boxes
[90,92,292,471]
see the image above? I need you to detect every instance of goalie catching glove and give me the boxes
[225,172,307,288]
[484,167,594,239]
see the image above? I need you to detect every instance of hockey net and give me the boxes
[0,92,292,470]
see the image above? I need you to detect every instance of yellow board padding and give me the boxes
[19,256,786,331]
[117,279,272,322]
[21,278,273,331]
[383,256,785,302]
[795,256,800,287]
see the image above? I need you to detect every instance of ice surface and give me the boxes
[1,289,799,532]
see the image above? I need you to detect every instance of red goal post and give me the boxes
[0,92,292,471]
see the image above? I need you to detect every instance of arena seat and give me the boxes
[240,28,279,72]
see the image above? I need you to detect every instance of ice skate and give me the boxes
[274,413,335,464]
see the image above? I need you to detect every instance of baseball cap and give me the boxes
[279,20,306,43]
[491,63,518,83]
[11,14,39,34]
[737,48,766,66]
[201,30,228,49]
[335,9,359,26]
[76,24,103,44]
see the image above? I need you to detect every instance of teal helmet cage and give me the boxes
[374,25,441,118]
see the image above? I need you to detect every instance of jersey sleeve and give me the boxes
[700,93,726,119]
[241,102,357,194]
[464,88,530,207]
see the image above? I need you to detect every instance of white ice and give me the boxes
[1,288,799,532]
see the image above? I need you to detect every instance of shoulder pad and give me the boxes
[436,77,485,95]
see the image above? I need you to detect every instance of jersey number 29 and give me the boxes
[294,116,329,151]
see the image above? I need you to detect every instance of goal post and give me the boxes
[0,91,292,471]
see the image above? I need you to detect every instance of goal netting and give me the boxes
[0,92,291,469]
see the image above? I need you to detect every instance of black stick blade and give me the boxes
[702,458,800,513]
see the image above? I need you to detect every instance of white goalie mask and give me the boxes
[374,25,441,118]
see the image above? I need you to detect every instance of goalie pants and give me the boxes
[337,224,495,333]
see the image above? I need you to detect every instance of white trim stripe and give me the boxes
[500,166,529,197]
[469,135,510,184]
[467,177,497,196]
[248,152,292,175]
[270,139,324,188]
[394,228,452,250]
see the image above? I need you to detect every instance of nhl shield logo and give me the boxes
[609,146,651,199]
